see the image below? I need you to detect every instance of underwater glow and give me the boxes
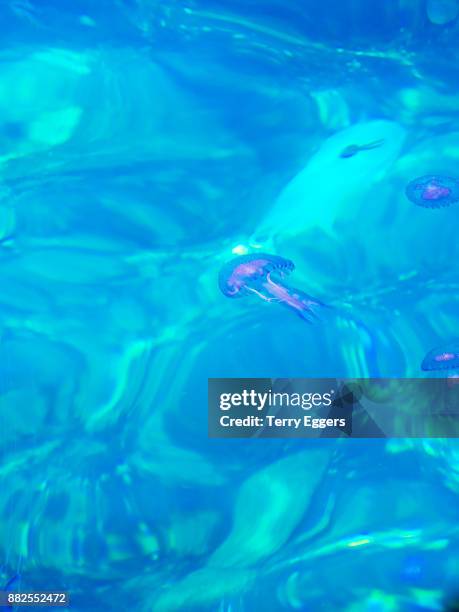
[219,253,324,323]
[347,537,372,547]
[231,244,249,255]
[405,175,459,208]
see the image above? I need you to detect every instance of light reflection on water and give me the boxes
[0,1,458,610]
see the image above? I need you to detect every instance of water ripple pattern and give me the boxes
[0,1,458,611]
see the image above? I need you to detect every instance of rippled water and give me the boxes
[1,1,459,610]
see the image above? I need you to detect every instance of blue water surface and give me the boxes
[0,1,459,610]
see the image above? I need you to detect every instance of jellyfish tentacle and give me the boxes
[263,273,323,322]
[244,285,281,303]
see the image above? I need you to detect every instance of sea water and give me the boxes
[0,1,458,610]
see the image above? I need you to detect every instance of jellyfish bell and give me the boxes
[219,254,294,298]
[421,344,459,417]
[218,253,324,323]
[423,345,459,371]
[406,175,459,208]
[422,342,459,372]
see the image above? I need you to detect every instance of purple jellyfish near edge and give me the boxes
[219,253,324,323]
[406,175,459,208]
[422,341,459,371]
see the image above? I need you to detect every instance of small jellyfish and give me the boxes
[219,253,324,323]
[405,175,459,208]
[339,139,385,159]
[422,341,459,371]
[422,342,459,403]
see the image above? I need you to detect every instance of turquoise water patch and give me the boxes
[0,1,458,611]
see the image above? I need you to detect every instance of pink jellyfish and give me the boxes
[219,253,324,323]
[405,175,459,208]
[421,341,459,387]
[422,342,459,371]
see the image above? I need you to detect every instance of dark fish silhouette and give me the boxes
[340,139,385,158]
